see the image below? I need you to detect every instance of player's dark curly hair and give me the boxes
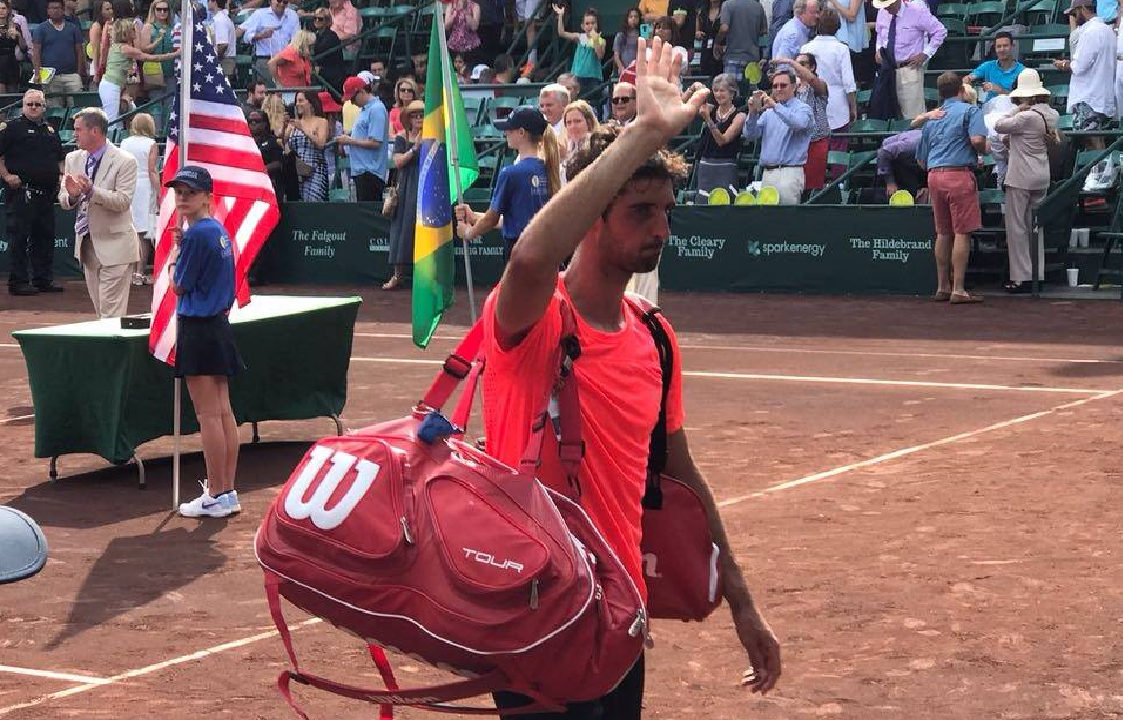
[565,125,690,187]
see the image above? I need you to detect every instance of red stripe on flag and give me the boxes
[188,113,252,137]
[184,144,268,173]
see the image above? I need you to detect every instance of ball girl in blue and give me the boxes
[454,106,562,262]
[167,165,244,520]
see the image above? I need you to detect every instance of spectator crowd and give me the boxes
[3,0,1122,301]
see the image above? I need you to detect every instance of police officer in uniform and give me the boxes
[0,89,66,296]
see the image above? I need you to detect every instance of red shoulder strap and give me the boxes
[418,299,585,491]
[419,320,485,414]
[265,573,562,716]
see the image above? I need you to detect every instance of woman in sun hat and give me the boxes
[994,68,1059,294]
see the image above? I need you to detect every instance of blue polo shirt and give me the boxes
[175,218,235,317]
[490,157,548,242]
[916,98,988,170]
[971,59,1025,92]
[350,96,389,181]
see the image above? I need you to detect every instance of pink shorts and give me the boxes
[928,168,981,236]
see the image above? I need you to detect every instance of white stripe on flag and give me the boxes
[184,128,262,156]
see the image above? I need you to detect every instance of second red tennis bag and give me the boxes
[255,317,647,717]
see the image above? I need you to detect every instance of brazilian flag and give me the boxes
[412,16,479,348]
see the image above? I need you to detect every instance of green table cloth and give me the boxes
[13,295,361,468]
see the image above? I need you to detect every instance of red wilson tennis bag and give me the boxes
[255,314,647,717]
[628,296,723,622]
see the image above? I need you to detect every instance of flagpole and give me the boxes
[172,0,195,510]
[434,0,476,323]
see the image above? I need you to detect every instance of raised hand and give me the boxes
[633,37,709,142]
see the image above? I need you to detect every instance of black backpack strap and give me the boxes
[626,295,674,511]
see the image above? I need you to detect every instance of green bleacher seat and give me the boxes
[487,96,520,123]
[937,2,969,16]
[924,87,940,108]
[967,0,1006,29]
[360,6,390,20]
[462,95,484,125]
[1056,114,1073,131]
[1018,24,1069,61]
[888,118,914,131]
[1046,84,1068,109]
[1021,0,1058,24]
[472,124,502,139]
[849,119,888,133]
[1075,149,1115,170]
[940,17,967,36]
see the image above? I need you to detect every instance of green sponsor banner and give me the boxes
[0,206,82,279]
[1,203,938,295]
[664,205,937,294]
[257,202,506,287]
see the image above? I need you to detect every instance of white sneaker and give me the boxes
[179,482,241,518]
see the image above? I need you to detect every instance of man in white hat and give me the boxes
[994,69,1059,293]
[1054,0,1115,150]
[873,0,947,118]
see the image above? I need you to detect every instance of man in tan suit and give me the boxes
[59,107,138,318]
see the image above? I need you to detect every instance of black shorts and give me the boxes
[174,313,245,378]
[493,654,644,720]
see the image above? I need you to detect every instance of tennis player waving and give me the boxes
[480,37,781,719]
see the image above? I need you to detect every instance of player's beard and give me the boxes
[632,242,665,273]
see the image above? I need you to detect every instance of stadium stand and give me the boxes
[0,0,1118,288]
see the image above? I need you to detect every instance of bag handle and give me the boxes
[265,574,563,717]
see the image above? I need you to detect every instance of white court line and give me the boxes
[717,390,1121,507]
[0,414,33,425]
[0,665,110,685]
[0,618,322,716]
[685,370,1105,395]
[677,343,1123,366]
[0,343,18,349]
[351,332,1123,367]
[352,357,1108,395]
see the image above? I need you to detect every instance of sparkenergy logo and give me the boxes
[747,240,827,258]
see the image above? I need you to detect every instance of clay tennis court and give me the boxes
[2,285,1122,719]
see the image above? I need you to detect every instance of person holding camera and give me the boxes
[697,72,746,195]
[741,68,813,204]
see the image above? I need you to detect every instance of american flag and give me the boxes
[148,18,280,364]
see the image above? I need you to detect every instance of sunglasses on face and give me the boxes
[155,6,168,10]
[314,15,328,20]
[611,96,635,104]
[24,101,43,107]
[772,82,790,89]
